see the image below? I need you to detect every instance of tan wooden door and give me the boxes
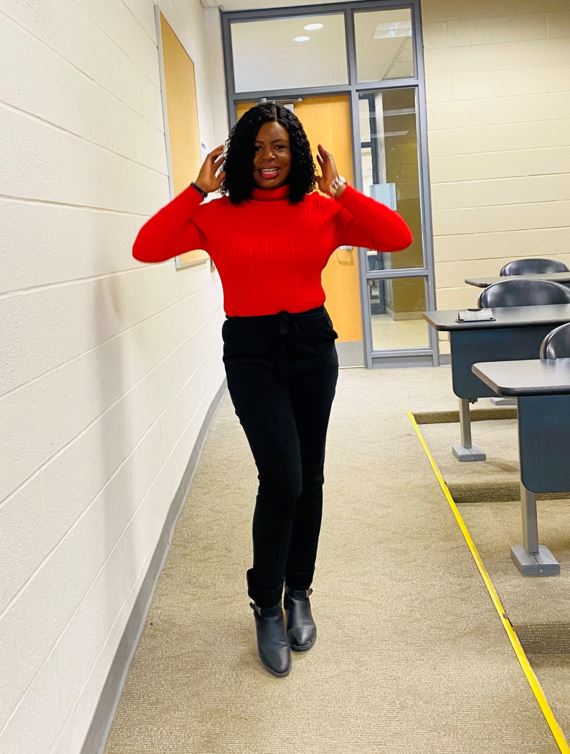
[236,96,363,364]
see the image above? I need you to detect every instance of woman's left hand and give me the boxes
[316,144,344,197]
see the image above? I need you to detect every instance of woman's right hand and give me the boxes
[194,144,225,195]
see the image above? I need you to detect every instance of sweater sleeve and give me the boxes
[132,183,210,263]
[332,185,413,252]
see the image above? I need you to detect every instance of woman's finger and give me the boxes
[208,145,224,159]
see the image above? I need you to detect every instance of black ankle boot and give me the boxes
[250,602,291,677]
[284,587,316,652]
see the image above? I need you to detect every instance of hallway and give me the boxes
[104,366,560,753]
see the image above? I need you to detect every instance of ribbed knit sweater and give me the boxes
[132,182,413,316]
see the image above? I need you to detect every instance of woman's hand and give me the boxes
[315,144,345,197]
[194,145,225,195]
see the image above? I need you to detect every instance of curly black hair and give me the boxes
[220,103,316,204]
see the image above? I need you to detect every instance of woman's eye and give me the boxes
[254,144,287,152]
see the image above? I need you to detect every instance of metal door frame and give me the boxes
[221,0,438,367]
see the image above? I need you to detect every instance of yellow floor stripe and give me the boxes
[407,410,570,754]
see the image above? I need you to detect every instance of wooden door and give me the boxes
[236,96,363,364]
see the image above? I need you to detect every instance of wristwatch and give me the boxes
[330,175,347,197]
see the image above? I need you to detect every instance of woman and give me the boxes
[133,103,412,678]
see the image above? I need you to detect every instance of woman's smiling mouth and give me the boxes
[260,168,280,179]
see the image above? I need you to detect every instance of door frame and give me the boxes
[221,0,439,368]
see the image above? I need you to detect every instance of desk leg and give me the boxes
[511,482,559,576]
[452,399,486,462]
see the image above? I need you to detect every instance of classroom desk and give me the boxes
[465,272,570,288]
[472,358,570,575]
[423,304,570,461]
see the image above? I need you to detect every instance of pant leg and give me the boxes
[285,339,339,590]
[224,357,302,607]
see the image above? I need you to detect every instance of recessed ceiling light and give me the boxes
[293,35,311,42]
[373,21,411,39]
[304,23,324,31]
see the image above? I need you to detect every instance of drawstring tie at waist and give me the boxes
[222,306,329,386]
[277,311,301,384]
[278,310,301,339]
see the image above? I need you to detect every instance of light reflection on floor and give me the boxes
[371,313,429,350]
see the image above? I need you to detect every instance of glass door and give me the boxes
[358,87,431,356]
[222,0,437,367]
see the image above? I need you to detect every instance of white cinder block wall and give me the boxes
[0,1,227,751]
[423,0,570,312]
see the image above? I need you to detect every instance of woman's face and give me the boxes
[252,121,292,188]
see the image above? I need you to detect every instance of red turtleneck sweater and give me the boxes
[133,183,413,316]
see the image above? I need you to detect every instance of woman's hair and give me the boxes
[220,103,316,204]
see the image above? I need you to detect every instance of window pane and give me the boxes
[358,89,423,272]
[361,146,373,197]
[355,9,414,83]
[368,277,429,351]
[231,15,347,92]
[359,97,371,142]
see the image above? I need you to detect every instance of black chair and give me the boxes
[479,279,570,309]
[540,322,570,360]
[500,258,569,276]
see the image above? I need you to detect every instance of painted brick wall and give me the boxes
[0,1,227,751]
[423,0,570,312]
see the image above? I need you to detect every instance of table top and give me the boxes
[465,272,570,288]
[423,304,570,331]
[472,358,570,396]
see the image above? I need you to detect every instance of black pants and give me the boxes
[222,306,339,608]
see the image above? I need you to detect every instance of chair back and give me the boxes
[500,258,569,276]
[540,323,570,360]
[478,279,570,309]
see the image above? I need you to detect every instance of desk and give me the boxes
[423,304,570,461]
[472,358,570,575]
[465,272,570,288]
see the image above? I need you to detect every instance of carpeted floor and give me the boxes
[420,409,570,738]
[104,366,564,754]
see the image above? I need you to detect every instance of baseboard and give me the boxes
[82,379,227,754]
[385,307,424,321]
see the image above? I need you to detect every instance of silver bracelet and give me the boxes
[330,175,347,197]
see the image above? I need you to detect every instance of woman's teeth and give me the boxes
[261,169,279,178]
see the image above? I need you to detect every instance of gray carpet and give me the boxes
[104,366,561,753]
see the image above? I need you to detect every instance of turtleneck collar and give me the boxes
[251,184,290,201]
